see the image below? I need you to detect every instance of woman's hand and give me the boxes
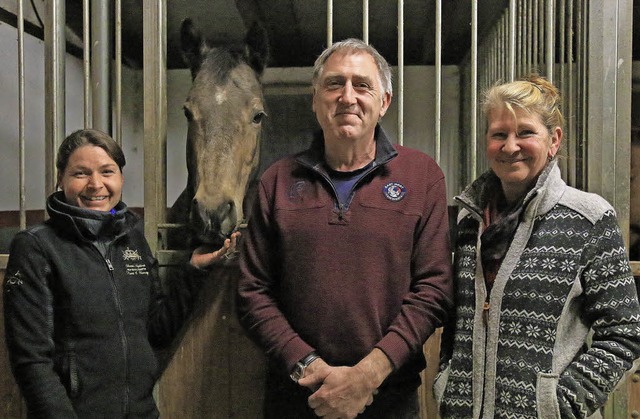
[189,231,241,269]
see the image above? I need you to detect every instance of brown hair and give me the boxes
[56,129,126,185]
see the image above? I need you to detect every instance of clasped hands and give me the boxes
[297,349,391,419]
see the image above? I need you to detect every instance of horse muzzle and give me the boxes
[189,197,239,245]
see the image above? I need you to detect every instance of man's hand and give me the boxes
[298,348,393,418]
[190,231,240,269]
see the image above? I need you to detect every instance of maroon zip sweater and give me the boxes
[238,127,453,387]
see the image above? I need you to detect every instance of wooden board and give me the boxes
[155,266,266,418]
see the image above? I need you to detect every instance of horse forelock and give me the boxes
[197,45,253,84]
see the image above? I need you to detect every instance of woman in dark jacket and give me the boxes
[3,129,238,418]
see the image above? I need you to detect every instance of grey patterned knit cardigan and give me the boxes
[434,161,640,419]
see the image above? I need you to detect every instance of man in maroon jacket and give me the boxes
[238,38,453,418]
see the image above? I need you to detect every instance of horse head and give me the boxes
[179,18,268,246]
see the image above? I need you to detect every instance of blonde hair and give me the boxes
[482,74,564,134]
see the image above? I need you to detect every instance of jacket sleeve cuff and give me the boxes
[281,336,316,373]
[375,332,412,370]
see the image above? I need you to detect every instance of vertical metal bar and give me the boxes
[114,0,122,145]
[508,0,516,81]
[435,0,441,164]
[362,0,369,44]
[577,0,586,188]
[397,0,404,146]
[558,0,566,178]
[528,0,534,73]
[327,0,333,46]
[44,0,66,197]
[91,0,111,133]
[518,0,523,76]
[546,0,555,82]
[533,0,539,69]
[17,0,26,230]
[143,0,167,254]
[567,0,575,185]
[471,0,478,178]
[83,0,90,127]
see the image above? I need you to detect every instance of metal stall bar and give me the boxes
[577,0,586,189]
[527,0,533,74]
[508,0,516,81]
[586,0,633,245]
[517,0,523,76]
[434,0,442,164]
[538,0,544,69]
[91,0,111,133]
[44,0,66,197]
[327,0,333,46]
[558,0,567,180]
[17,0,26,231]
[531,0,540,72]
[362,0,369,44]
[397,0,404,146]
[566,0,576,186]
[470,0,478,179]
[545,0,554,82]
[143,0,168,254]
[83,0,90,126]
[114,0,122,144]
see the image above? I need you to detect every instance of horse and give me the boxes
[156,18,269,418]
[167,17,268,249]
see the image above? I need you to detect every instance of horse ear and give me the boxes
[244,21,269,76]
[180,18,208,79]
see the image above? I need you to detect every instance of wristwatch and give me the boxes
[290,352,319,382]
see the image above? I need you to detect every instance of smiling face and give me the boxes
[58,145,124,212]
[312,50,391,144]
[486,105,561,201]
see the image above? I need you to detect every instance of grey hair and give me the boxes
[312,38,393,96]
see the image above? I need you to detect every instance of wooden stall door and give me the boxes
[156,265,266,418]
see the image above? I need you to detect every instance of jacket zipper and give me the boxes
[104,252,131,416]
[313,162,381,217]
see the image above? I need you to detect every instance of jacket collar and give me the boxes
[455,159,566,222]
[295,124,398,173]
[47,191,135,243]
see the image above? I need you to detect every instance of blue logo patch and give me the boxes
[383,182,406,201]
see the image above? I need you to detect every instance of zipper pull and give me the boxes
[106,259,114,271]
[483,300,490,325]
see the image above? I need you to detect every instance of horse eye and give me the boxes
[252,111,266,124]
[183,106,194,121]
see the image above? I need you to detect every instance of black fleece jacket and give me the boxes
[3,192,207,418]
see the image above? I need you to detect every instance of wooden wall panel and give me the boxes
[156,266,266,418]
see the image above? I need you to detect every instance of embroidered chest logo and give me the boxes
[383,182,407,202]
[122,247,142,261]
[288,180,307,201]
[5,270,24,287]
[122,247,149,276]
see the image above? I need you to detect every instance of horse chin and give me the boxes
[192,230,227,248]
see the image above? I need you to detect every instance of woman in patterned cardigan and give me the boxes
[434,75,640,418]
